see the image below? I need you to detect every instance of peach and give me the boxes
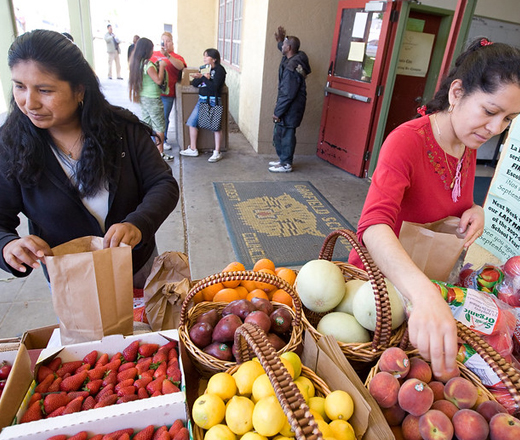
[390,425,405,440]
[431,399,458,420]
[368,371,400,408]
[401,414,422,440]
[489,412,520,440]
[452,409,489,440]
[405,357,432,383]
[428,381,445,401]
[398,378,434,416]
[444,377,478,409]
[381,403,407,426]
[418,409,454,440]
[476,399,508,422]
[473,386,489,408]
[379,347,410,378]
[432,365,461,383]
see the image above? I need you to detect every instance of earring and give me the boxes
[448,104,454,113]
[79,100,84,109]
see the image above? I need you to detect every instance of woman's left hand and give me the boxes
[103,222,142,249]
[459,204,485,248]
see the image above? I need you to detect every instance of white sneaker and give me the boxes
[163,142,172,150]
[269,160,281,166]
[161,152,174,162]
[180,147,199,157]
[269,163,292,173]
[208,151,222,163]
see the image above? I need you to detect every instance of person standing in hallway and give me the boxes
[269,26,311,173]
[128,34,140,62]
[151,32,187,151]
[104,24,122,80]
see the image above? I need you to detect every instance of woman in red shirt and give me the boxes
[352,38,520,378]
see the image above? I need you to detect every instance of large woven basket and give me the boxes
[192,323,326,440]
[178,270,304,378]
[302,229,407,364]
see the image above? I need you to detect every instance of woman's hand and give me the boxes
[103,222,142,249]
[204,72,211,79]
[3,236,53,272]
[459,204,485,248]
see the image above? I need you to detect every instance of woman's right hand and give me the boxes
[3,236,53,272]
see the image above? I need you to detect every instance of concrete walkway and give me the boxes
[0,78,370,338]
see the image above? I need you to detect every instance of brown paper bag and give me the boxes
[46,236,133,345]
[144,252,192,331]
[399,216,465,282]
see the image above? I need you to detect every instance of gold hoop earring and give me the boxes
[448,104,454,113]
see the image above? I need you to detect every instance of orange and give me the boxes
[271,289,293,308]
[213,288,241,302]
[275,267,297,286]
[193,291,205,304]
[241,280,258,292]
[246,289,269,301]
[201,282,225,301]
[222,261,246,288]
[255,268,277,293]
[235,285,249,299]
[253,258,276,272]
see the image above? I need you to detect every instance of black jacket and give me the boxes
[191,64,227,97]
[274,42,311,128]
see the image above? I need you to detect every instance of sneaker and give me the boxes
[269,160,281,167]
[269,163,292,173]
[161,152,174,161]
[208,151,222,163]
[179,147,199,157]
[163,142,172,150]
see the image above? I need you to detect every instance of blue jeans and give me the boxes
[273,122,296,165]
[161,96,174,142]
[186,96,222,128]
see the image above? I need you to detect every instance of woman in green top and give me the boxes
[129,38,173,161]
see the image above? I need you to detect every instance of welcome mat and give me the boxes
[214,181,355,268]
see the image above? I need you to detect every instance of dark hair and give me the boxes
[204,48,221,65]
[286,36,300,53]
[0,29,146,197]
[424,38,520,114]
[128,37,154,103]
[62,32,74,42]
[107,24,112,29]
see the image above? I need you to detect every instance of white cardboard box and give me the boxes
[0,330,187,440]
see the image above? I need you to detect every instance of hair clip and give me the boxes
[417,105,427,116]
[480,39,493,47]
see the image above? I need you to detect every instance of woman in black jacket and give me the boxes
[0,29,179,287]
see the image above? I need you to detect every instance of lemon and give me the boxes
[241,433,268,440]
[329,419,356,440]
[316,419,332,438]
[204,424,236,440]
[207,372,237,401]
[192,393,226,429]
[324,390,354,421]
[309,409,324,421]
[294,380,309,403]
[232,360,265,396]
[225,395,255,435]
[279,419,296,438]
[252,395,286,436]
[252,373,275,403]
[280,352,302,379]
[280,358,295,379]
[294,376,315,398]
[308,396,330,422]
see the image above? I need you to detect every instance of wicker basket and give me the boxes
[179,270,304,378]
[192,323,326,440]
[302,229,407,364]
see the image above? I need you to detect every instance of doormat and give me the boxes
[214,181,355,268]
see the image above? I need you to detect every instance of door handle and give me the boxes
[324,86,371,103]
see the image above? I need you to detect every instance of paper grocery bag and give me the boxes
[399,216,465,282]
[144,251,192,331]
[46,236,133,345]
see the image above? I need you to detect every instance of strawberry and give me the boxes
[110,352,123,362]
[95,352,109,367]
[168,419,184,438]
[122,340,140,362]
[76,363,91,373]
[118,434,131,440]
[134,376,153,389]
[103,358,122,374]
[47,436,68,440]
[66,390,89,400]
[43,392,71,415]
[136,357,153,375]
[34,373,55,393]
[116,367,138,383]
[167,357,179,368]
[28,392,43,406]
[160,340,178,351]
[173,427,189,440]
[68,432,89,440]
[166,366,181,382]
[46,406,66,418]
[83,378,103,395]
[93,393,118,408]
[140,370,155,379]
[20,400,43,423]
[138,343,159,358]
[57,361,84,377]
[94,383,115,402]
[103,428,134,439]
[153,363,167,378]
[152,426,169,440]
[60,370,88,392]
[47,376,63,392]
[117,385,136,397]
[102,371,118,387]
[116,394,139,404]
[162,379,180,395]
[146,375,166,395]
[87,367,106,381]
[62,395,84,415]
[137,386,149,399]
[83,350,98,366]
[115,377,134,390]
[151,390,162,397]
[81,395,96,411]
[89,436,103,440]
[134,425,155,440]
[118,361,137,373]
[47,357,62,372]
[152,351,167,364]
[37,365,54,383]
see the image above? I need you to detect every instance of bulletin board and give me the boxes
[467,16,520,47]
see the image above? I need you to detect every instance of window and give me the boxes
[218,0,242,67]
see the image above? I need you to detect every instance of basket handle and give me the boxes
[179,270,303,328]
[318,229,394,351]
[234,323,323,440]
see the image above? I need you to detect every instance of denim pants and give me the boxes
[273,122,297,165]
[161,96,174,142]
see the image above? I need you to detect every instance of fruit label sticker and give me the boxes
[454,288,499,335]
